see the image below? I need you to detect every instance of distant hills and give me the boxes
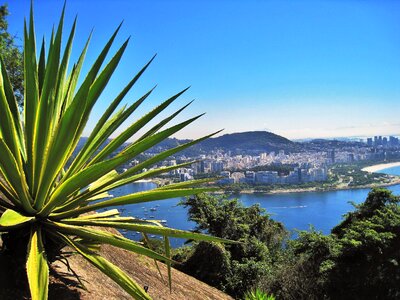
[76,131,368,158]
[152,131,303,155]
[197,131,301,154]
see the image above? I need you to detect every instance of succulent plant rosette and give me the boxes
[0,5,231,300]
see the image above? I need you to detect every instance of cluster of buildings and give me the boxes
[366,136,399,148]
[142,150,331,186]
[121,134,400,187]
[218,163,328,185]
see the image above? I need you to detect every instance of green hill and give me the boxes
[195,131,301,154]
[148,131,302,156]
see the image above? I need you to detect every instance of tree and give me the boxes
[177,194,287,297]
[327,188,400,299]
[266,188,400,300]
[0,4,23,105]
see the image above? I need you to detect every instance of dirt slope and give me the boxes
[0,229,233,300]
[52,243,233,300]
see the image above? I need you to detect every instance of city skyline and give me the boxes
[7,0,400,140]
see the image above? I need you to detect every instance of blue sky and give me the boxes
[6,0,400,140]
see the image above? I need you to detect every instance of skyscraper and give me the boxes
[327,149,335,164]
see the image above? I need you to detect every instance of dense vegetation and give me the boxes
[248,164,296,176]
[176,194,286,297]
[150,131,303,156]
[330,162,397,186]
[174,188,400,299]
[0,4,23,105]
[196,131,301,154]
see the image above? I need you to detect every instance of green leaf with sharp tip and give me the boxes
[0,209,34,228]
[24,6,39,189]
[88,87,190,166]
[27,227,49,300]
[156,177,218,190]
[51,187,216,219]
[49,222,172,263]
[60,219,237,244]
[136,100,194,143]
[117,130,223,182]
[38,37,46,94]
[164,236,172,293]
[66,87,155,176]
[58,161,197,212]
[60,234,151,300]
[0,139,35,213]
[0,60,25,165]
[42,114,204,216]
[89,54,156,143]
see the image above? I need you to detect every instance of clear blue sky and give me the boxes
[6,0,400,140]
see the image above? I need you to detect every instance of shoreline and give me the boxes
[135,179,154,183]
[143,162,400,195]
[361,161,400,173]
[220,177,400,195]
[222,161,400,195]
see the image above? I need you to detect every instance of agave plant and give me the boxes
[0,5,231,300]
[243,289,276,300]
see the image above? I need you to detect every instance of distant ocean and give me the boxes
[112,166,400,247]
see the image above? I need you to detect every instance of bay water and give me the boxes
[112,166,400,247]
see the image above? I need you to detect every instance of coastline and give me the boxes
[135,179,154,183]
[143,162,400,195]
[220,177,400,195]
[361,161,400,173]
[221,161,400,195]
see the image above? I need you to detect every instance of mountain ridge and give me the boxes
[152,130,303,155]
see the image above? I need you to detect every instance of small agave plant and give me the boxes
[243,289,276,300]
[0,4,231,300]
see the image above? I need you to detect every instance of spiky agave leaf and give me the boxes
[0,4,233,300]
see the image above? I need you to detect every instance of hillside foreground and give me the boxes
[0,230,232,300]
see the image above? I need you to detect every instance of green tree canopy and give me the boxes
[0,4,23,105]
[267,188,400,300]
[177,194,287,297]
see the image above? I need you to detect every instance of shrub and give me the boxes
[243,289,275,300]
[264,188,400,300]
[175,241,232,287]
[178,194,286,297]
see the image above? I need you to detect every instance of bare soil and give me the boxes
[0,231,233,300]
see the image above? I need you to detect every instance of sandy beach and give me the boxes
[361,161,400,173]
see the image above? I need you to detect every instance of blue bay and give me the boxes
[113,166,400,247]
